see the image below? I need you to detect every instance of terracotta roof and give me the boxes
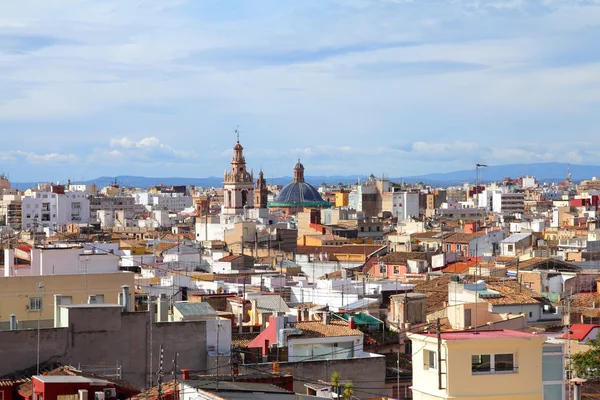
[412,275,451,313]
[411,232,451,240]
[444,232,484,243]
[131,380,176,400]
[293,320,363,339]
[232,333,261,347]
[442,258,480,274]
[483,281,542,306]
[17,366,140,397]
[510,257,580,271]
[219,254,243,262]
[379,252,429,264]
[0,378,27,388]
[561,324,600,341]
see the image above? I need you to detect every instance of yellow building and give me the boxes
[0,272,135,324]
[335,191,349,207]
[408,330,548,400]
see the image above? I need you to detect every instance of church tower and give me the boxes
[223,130,254,215]
[254,169,268,209]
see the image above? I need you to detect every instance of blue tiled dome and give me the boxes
[274,181,327,205]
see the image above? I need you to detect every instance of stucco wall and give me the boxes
[239,355,388,399]
[0,306,207,390]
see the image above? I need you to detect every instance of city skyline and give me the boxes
[2,0,600,181]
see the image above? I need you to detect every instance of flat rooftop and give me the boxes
[422,330,538,340]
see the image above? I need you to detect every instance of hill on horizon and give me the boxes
[11,162,600,190]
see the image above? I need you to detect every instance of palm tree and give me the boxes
[343,381,354,400]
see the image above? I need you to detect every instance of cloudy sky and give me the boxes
[1,0,600,182]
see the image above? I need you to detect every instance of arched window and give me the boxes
[241,190,248,206]
[226,191,231,208]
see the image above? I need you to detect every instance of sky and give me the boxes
[2,0,600,182]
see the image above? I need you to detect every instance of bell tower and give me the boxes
[223,128,254,215]
[254,169,268,209]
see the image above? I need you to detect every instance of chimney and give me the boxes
[157,294,168,323]
[54,294,63,328]
[121,285,130,312]
[296,308,302,322]
[4,248,14,277]
[9,314,17,330]
[348,316,356,329]
[322,312,331,325]
[181,369,190,381]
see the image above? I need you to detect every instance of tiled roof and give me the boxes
[444,232,484,244]
[232,333,261,347]
[511,257,580,271]
[412,275,451,313]
[411,232,451,240]
[293,320,363,339]
[483,281,542,306]
[253,295,290,314]
[174,302,217,317]
[0,378,27,388]
[379,252,429,264]
[131,380,176,400]
[17,366,140,397]
[441,258,480,274]
[219,254,243,262]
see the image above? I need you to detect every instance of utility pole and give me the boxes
[157,345,164,400]
[216,319,221,391]
[436,318,444,391]
[567,292,573,400]
[172,352,178,400]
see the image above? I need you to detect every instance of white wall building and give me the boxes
[21,191,90,231]
[393,191,420,221]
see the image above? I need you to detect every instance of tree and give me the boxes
[572,332,600,379]
[343,381,354,400]
[331,371,341,397]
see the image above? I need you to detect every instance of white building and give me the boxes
[21,190,90,231]
[492,191,525,214]
[393,191,420,221]
[133,192,193,212]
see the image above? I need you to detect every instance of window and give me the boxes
[424,350,437,369]
[457,244,462,251]
[379,263,387,274]
[29,297,42,311]
[393,265,400,274]
[446,244,452,252]
[495,354,514,372]
[472,353,516,374]
[472,354,491,373]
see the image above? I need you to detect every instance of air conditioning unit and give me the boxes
[103,389,116,398]
[94,392,105,400]
[207,345,216,352]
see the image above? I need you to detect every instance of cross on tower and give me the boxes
[235,126,240,142]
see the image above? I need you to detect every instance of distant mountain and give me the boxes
[11,163,600,190]
[402,162,600,185]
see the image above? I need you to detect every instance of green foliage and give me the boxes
[572,332,600,379]
[343,381,354,400]
[331,371,341,389]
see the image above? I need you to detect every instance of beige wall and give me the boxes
[0,272,135,322]
[410,333,546,400]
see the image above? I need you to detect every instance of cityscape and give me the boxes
[3,1,600,400]
[1,138,600,399]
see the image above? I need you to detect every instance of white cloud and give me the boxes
[0,150,78,164]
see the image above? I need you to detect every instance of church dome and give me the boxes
[268,161,330,208]
[273,181,328,206]
[233,141,243,151]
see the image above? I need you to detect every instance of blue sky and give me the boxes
[2,0,600,182]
